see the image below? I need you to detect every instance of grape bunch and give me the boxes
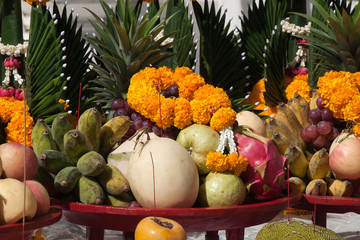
[111,98,178,140]
[300,96,342,149]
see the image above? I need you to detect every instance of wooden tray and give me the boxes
[52,195,301,240]
[0,206,62,240]
[293,194,360,227]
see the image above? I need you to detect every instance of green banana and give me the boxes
[54,166,82,194]
[284,144,309,178]
[78,107,102,152]
[97,164,129,196]
[63,129,91,164]
[99,116,131,157]
[307,148,330,180]
[32,119,51,152]
[35,130,58,156]
[51,113,74,152]
[34,166,59,197]
[37,149,74,175]
[77,151,106,177]
[76,176,105,205]
[105,193,133,207]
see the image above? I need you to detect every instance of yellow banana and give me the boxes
[307,148,330,180]
[284,144,309,178]
[288,93,310,128]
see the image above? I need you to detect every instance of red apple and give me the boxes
[25,180,50,217]
[0,142,38,180]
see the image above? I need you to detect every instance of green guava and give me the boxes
[198,172,247,207]
[176,124,219,175]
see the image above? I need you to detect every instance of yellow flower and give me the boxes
[174,98,192,129]
[58,99,69,110]
[0,97,34,147]
[206,151,248,176]
[127,66,235,131]
[210,107,236,131]
[285,74,311,103]
[23,0,50,5]
[353,124,360,137]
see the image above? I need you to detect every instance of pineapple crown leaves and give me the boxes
[238,0,289,107]
[85,0,179,103]
[295,0,360,76]
[26,1,95,124]
[191,0,251,104]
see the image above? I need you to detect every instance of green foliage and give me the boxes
[25,1,95,124]
[85,0,178,107]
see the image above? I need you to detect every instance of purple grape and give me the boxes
[308,108,322,124]
[123,101,134,115]
[133,119,143,130]
[131,112,142,121]
[300,127,312,142]
[124,123,136,139]
[321,108,334,121]
[160,90,169,98]
[304,124,319,139]
[113,108,128,117]
[167,84,179,98]
[327,127,340,141]
[316,121,332,135]
[312,135,326,148]
[162,131,176,140]
[152,125,162,136]
[111,98,125,110]
[142,119,154,131]
[316,97,324,109]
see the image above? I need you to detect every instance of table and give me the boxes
[52,195,300,240]
[292,194,360,228]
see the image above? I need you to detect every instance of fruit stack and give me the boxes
[33,108,135,206]
[269,92,358,198]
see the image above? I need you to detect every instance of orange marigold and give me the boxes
[210,107,237,131]
[206,151,248,176]
[285,74,311,103]
[174,98,192,129]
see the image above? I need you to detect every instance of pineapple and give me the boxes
[85,0,179,107]
[301,0,360,86]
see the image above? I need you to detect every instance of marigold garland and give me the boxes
[0,97,34,146]
[127,66,234,130]
[206,151,248,176]
[210,107,236,131]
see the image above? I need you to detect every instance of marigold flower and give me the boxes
[23,0,50,6]
[353,124,360,137]
[285,74,311,103]
[0,97,34,146]
[206,151,248,176]
[210,107,236,131]
[174,98,192,129]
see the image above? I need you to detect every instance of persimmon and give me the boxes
[134,216,186,240]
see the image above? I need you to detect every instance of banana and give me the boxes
[34,166,59,197]
[38,149,74,175]
[97,164,129,196]
[77,151,107,177]
[284,144,309,178]
[63,129,91,164]
[307,148,330,180]
[32,119,51,152]
[309,89,320,110]
[327,179,354,197]
[105,193,133,207]
[75,176,105,205]
[275,102,305,143]
[305,179,327,196]
[34,130,58,156]
[99,116,131,157]
[288,176,307,197]
[78,107,102,152]
[271,131,291,155]
[54,166,82,194]
[51,114,74,152]
[268,117,305,151]
[288,93,310,128]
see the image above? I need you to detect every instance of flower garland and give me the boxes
[0,97,34,147]
[317,71,360,136]
[127,66,236,131]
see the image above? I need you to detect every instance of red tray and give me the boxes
[0,206,62,240]
[293,194,360,227]
[52,195,301,240]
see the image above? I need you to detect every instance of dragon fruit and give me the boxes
[235,128,286,200]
